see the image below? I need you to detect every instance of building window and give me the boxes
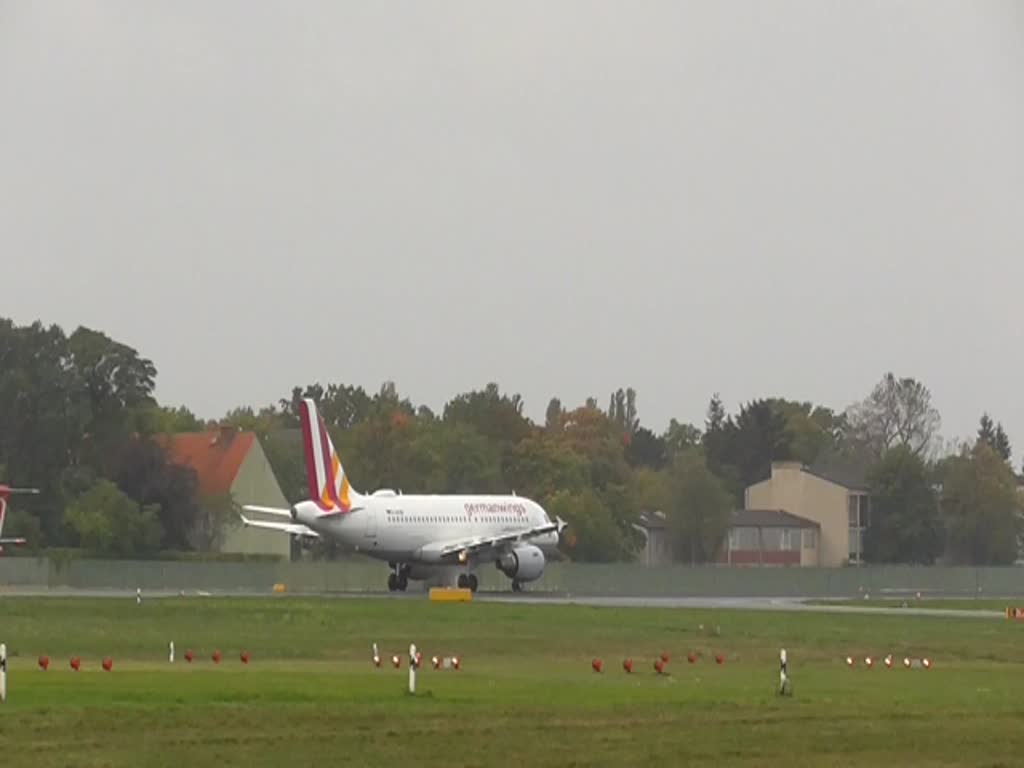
[762,528,784,551]
[734,527,759,550]
[848,493,868,563]
[784,529,801,551]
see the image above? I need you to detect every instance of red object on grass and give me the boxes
[622,658,633,673]
[38,655,50,671]
[591,658,603,673]
[102,658,113,672]
[70,656,81,671]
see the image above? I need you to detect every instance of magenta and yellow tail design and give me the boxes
[299,399,358,512]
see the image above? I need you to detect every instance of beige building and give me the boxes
[744,461,870,567]
[159,425,293,560]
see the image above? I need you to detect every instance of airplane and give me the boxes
[0,485,39,554]
[238,398,568,593]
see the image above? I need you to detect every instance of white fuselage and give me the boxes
[296,491,559,566]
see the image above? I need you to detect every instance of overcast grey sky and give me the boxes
[1,2,1021,457]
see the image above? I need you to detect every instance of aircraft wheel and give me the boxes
[512,580,522,592]
[387,573,398,592]
[397,574,408,592]
[467,574,478,592]
[457,574,469,589]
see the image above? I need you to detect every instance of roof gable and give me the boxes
[156,426,256,496]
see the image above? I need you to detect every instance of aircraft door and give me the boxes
[364,509,378,539]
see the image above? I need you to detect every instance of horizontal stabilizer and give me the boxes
[238,512,319,538]
[242,505,294,519]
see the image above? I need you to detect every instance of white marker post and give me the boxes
[136,588,142,605]
[1,642,7,703]
[169,641,175,663]
[408,643,417,695]
[778,648,790,696]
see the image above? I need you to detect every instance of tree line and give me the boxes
[2,317,1021,564]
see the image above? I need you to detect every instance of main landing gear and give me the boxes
[387,563,409,592]
[457,573,478,592]
[511,580,522,592]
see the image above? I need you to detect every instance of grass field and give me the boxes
[1,596,1023,767]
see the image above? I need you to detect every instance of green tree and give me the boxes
[664,450,733,564]
[281,383,374,430]
[942,443,1021,565]
[502,434,589,502]
[410,422,504,494]
[864,446,941,564]
[628,467,672,514]
[844,372,941,461]
[625,426,667,470]
[113,439,200,550]
[769,399,843,466]
[663,419,702,459]
[547,488,630,562]
[65,479,163,556]
[977,413,1012,463]
[608,387,639,435]
[443,382,531,444]
[68,326,158,472]
[138,405,205,434]
[544,397,563,430]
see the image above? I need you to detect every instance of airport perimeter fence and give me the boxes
[2,556,1024,598]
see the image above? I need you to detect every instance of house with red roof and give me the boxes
[158,425,292,559]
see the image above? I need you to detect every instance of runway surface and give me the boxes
[0,586,1007,618]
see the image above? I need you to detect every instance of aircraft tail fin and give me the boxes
[298,399,360,513]
[0,485,36,547]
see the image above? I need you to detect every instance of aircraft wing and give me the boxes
[417,517,567,563]
[238,510,319,538]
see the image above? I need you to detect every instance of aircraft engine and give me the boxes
[497,544,545,582]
